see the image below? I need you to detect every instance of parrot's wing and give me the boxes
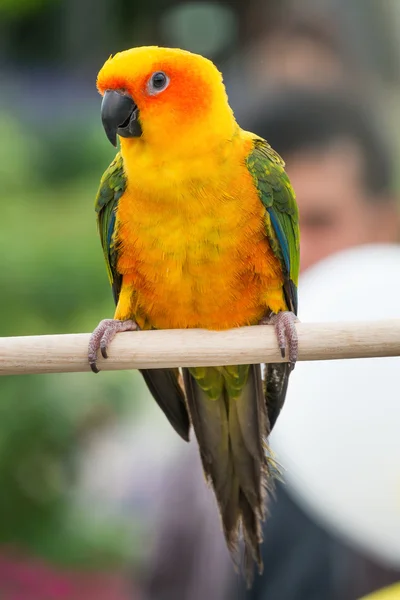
[95,152,125,305]
[247,138,300,429]
[95,154,190,442]
[247,138,299,315]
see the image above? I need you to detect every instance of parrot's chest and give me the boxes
[114,181,286,329]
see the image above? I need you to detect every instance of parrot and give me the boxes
[88,46,300,582]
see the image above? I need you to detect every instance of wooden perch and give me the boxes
[1,320,400,377]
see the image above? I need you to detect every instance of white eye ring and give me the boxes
[148,71,170,94]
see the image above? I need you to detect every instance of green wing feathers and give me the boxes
[247,138,300,314]
[94,154,190,441]
[245,136,300,428]
[94,153,126,304]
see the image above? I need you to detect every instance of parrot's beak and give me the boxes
[101,90,142,146]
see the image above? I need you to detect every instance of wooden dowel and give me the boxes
[0,320,399,376]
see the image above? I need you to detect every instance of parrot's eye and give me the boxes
[148,71,169,94]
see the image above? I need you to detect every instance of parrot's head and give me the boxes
[96,46,236,151]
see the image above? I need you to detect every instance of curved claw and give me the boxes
[88,318,139,373]
[90,362,100,374]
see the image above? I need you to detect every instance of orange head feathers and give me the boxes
[96,46,237,153]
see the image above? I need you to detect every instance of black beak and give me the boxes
[101,90,142,147]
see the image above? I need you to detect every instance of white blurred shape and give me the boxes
[271,244,400,566]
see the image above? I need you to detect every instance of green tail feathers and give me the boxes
[182,363,280,584]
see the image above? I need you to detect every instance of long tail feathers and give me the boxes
[182,364,277,585]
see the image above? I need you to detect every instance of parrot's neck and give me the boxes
[119,124,243,191]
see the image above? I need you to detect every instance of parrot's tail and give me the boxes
[182,364,275,585]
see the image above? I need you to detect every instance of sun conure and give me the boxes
[89,46,300,582]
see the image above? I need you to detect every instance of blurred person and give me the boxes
[250,90,399,272]
[140,88,400,600]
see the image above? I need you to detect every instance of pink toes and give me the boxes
[88,319,139,373]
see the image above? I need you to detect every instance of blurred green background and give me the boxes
[0,90,143,567]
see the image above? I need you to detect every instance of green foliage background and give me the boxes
[0,113,146,568]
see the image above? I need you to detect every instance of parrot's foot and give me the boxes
[88,318,139,373]
[260,311,299,369]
